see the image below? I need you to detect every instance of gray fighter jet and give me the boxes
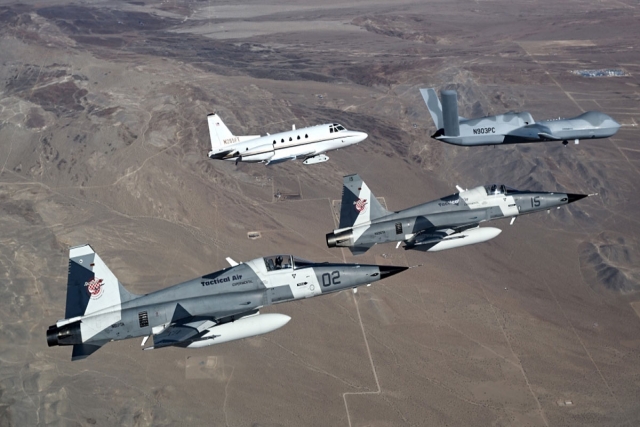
[420,88,620,146]
[46,245,407,360]
[326,174,592,255]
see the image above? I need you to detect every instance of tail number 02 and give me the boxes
[322,271,341,287]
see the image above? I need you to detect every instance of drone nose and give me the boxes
[611,118,621,130]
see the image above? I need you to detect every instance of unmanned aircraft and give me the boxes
[421,88,620,146]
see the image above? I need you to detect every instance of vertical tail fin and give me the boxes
[440,90,460,137]
[420,88,444,130]
[65,244,137,319]
[338,174,391,229]
[207,113,238,150]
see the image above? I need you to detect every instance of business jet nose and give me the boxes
[355,131,368,143]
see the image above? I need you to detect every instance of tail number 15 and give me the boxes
[530,196,540,207]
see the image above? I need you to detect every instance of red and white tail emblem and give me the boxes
[85,278,104,299]
[355,198,368,212]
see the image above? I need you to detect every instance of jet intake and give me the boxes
[441,90,460,137]
[326,230,353,248]
[46,322,82,347]
[187,313,290,348]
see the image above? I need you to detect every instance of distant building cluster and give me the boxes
[572,69,628,78]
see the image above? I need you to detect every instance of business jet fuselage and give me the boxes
[207,114,368,165]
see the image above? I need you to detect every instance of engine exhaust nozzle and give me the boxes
[326,230,353,248]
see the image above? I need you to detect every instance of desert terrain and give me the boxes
[0,0,639,425]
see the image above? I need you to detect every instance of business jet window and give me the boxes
[297,135,300,140]
[329,127,334,133]
[281,138,284,143]
[289,137,292,141]
[305,134,308,138]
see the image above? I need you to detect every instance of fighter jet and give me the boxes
[46,245,407,360]
[326,174,593,255]
[206,113,368,165]
[420,88,620,146]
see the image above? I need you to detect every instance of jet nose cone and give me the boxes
[566,193,588,204]
[354,131,368,142]
[378,265,409,279]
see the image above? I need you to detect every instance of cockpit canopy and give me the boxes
[329,123,346,133]
[263,255,316,271]
[483,184,520,195]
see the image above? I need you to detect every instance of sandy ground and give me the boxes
[0,0,639,425]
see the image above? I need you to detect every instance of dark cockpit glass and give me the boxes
[484,184,519,195]
[336,124,346,131]
[292,257,316,269]
[264,255,293,271]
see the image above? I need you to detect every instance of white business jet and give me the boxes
[206,113,368,165]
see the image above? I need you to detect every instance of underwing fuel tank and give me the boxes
[186,313,291,348]
[425,227,502,252]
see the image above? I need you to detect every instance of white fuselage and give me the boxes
[211,123,368,164]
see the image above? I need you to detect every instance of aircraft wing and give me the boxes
[146,309,261,349]
[537,132,561,141]
[266,156,297,166]
[148,319,216,350]
[404,224,479,251]
[266,151,316,166]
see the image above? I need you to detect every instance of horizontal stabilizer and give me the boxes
[420,88,444,130]
[349,245,374,256]
[208,149,236,160]
[71,341,108,361]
